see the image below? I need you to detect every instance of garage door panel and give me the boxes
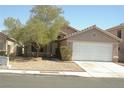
[72,42,112,61]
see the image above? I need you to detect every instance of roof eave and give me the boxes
[60,25,122,42]
[106,23,124,31]
[95,27,122,42]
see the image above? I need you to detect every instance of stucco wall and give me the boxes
[112,43,119,62]
[67,29,118,42]
[60,28,119,62]
[107,27,124,62]
[7,40,16,55]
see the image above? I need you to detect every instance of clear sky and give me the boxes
[0,5,124,31]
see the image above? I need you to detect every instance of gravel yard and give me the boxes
[9,57,84,72]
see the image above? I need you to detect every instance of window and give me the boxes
[117,30,121,38]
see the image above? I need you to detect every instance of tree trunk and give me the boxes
[36,48,40,57]
[49,42,52,57]
[32,43,40,57]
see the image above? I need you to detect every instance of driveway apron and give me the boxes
[75,61,124,78]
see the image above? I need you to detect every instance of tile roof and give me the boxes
[60,25,122,42]
[106,23,124,31]
[61,26,79,35]
[0,32,16,42]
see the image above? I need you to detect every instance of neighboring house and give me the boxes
[59,25,121,62]
[0,32,16,56]
[106,23,124,62]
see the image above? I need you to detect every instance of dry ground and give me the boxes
[9,57,84,72]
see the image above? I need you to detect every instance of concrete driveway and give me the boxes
[75,61,124,78]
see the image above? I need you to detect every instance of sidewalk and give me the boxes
[0,69,124,78]
[0,69,91,77]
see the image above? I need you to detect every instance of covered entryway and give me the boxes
[72,42,113,61]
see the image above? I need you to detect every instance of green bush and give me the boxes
[60,46,72,61]
[0,51,6,56]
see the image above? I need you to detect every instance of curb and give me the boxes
[0,69,40,74]
[1,69,124,78]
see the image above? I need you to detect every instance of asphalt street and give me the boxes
[0,73,124,88]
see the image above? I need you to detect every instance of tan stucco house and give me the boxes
[0,32,16,56]
[59,25,121,62]
[22,25,121,62]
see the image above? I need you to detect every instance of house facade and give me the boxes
[22,25,121,62]
[106,23,124,62]
[0,32,16,56]
[59,25,121,62]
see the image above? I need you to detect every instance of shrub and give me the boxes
[60,46,72,61]
[0,51,6,56]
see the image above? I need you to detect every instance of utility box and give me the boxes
[0,56,10,69]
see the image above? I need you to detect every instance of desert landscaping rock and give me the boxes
[10,57,84,72]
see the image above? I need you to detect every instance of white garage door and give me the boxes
[72,42,113,61]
